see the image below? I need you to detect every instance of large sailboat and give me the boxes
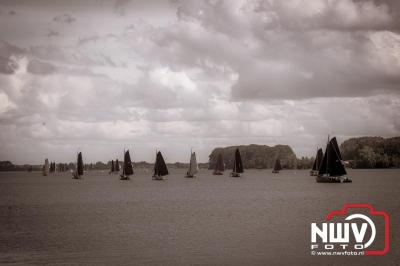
[213,153,224,175]
[153,151,169,180]
[310,148,323,176]
[120,150,133,180]
[42,159,49,176]
[185,150,198,178]
[72,152,84,179]
[272,158,282,173]
[230,148,244,177]
[317,137,352,183]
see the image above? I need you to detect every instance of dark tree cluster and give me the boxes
[340,136,400,168]
[208,144,298,170]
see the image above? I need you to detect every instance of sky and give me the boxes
[0,0,399,164]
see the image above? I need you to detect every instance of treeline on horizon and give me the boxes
[208,136,400,170]
[340,136,400,168]
[1,136,399,171]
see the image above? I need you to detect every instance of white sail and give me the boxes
[188,152,198,175]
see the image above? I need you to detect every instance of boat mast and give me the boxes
[122,149,125,175]
[326,135,330,176]
[189,148,192,174]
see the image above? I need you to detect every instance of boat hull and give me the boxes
[119,175,130,180]
[213,171,223,175]
[185,175,195,178]
[315,176,351,183]
[72,173,82,179]
[342,177,353,183]
[272,170,279,174]
[152,175,166,181]
[309,170,318,176]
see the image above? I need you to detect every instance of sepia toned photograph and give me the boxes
[0,0,399,265]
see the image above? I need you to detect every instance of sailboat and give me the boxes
[213,153,224,175]
[272,158,282,173]
[120,150,133,180]
[153,151,169,180]
[185,150,198,178]
[72,152,84,179]
[230,148,244,177]
[115,159,120,172]
[110,160,115,174]
[310,148,323,176]
[42,159,49,176]
[317,137,352,183]
[49,162,53,173]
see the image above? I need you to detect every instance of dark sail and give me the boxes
[330,137,342,160]
[233,148,244,173]
[311,158,317,171]
[77,152,84,176]
[124,150,134,176]
[153,152,158,176]
[312,148,324,171]
[318,142,329,175]
[115,159,120,171]
[318,138,347,177]
[316,148,323,170]
[215,153,225,172]
[111,160,115,172]
[154,151,169,176]
[273,158,282,171]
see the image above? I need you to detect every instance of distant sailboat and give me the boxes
[115,159,120,172]
[185,150,198,178]
[230,148,244,177]
[272,158,282,173]
[153,151,169,180]
[310,148,323,176]
[49,162,53,173]
[72,152,84,179]
[42,159,49,176]
[317,137,352,183]
[120,150,133,180]
[213,153,224,175]
[110,160,115,174]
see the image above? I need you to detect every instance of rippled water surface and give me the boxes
[0,169,399,265]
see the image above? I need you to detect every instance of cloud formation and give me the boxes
[0,0,399,164]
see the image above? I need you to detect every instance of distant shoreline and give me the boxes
[2,136,399,172]
[1,161,399,172]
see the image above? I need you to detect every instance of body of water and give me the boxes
[0,169,399,265]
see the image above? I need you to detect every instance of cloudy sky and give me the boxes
[0,0,399,164]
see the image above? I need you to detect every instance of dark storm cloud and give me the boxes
[0,41,24,74]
